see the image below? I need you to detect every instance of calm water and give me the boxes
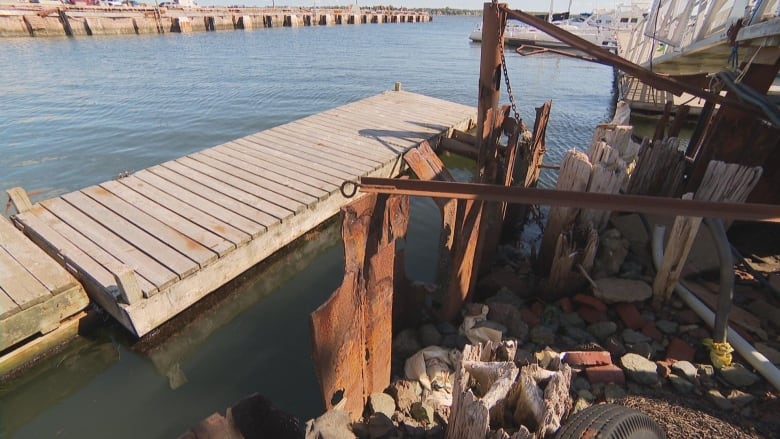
[0,16,616,438]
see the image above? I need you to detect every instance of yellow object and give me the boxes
[702,338,734,369]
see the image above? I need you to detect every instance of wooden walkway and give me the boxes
[0,216,88,351]
[11,90,475,337]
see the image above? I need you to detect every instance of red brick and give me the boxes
[559,297,573,314]
[573,293,607,312]
[666,337,696,363]
[585,364,626,384]
[578,306,608,323]
[519,307,541,328]
[642,322,664,342]
[676,309,701,325]
[531,301,545,317]
[564,351,612,367]
[615,303,645,330]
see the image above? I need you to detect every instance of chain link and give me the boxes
[496,7,521,125]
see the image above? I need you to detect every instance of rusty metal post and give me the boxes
[476,2,507,181]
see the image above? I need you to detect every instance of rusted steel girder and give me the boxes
[358,177,780,223]
[310,192,409,419]
[499,6,755,113]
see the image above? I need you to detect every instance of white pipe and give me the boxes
[652,225,780,391]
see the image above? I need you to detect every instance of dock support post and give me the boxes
[6,187,33,213]
[113,266,143,305]
[394,81,402,91]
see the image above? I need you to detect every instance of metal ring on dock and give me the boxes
[340,180,359,198]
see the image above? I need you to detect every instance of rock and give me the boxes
[530,325,556,346]
[368,393,396,418]
[593,278,652,303]
[572,397,591,415]
[614,303,645,330]
[487,302,529,340]
[231,393,302,439]
[388,380,421,413]
[622,329,651,344]
[417,324,442,347]
[409,402,434,424]
[515,348,534,365]
[641,322,663,342]
[669,374,695,393]
[756,342,780,365]
[573,294,608,312]
[707,389,733,411]
[604,336,627,357]
[578,306,608,324]
[596,229,630,275]
[727,389,755,408]
[440,334,458,349]
[585,364,625,384]
[573,376,592,391]
[671,361,698,381]
[435,321,458,336]
[560,312,585,328]
[577,389,596,402]
[627,342,653,359]
[304,409,356,439]
[698,364,715,379]
[609,214,648,244]
[562,326,594,343]
[393,329,421,359]
[621,353,659,385]
[747,300,780,323]
[367,413,395,439]
[656,320,679,335]
[587,321,618,340]
[604,382,626,403]
[720,364,760,388]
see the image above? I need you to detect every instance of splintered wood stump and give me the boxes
[627,137,686,197]
[578,159,628,231]
[653,161,763,305]
[545,225,597,298]
[539,150,592,275]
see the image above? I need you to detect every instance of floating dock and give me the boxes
[0,215,88,352]
[10,90,475,337]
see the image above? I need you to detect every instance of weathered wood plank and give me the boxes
[41,197,177,292]
[210,143,338,193]
[161,161,294,221]
[0,249,50,310]
[233,137,356,181]
[280,120,394,163]
[82,185,221,266]
[200,148,330,200]
[0,285,20,320]
[147,165,281,228]
[186,153,318,208]
[130,171,264,239]
[0,216,77,295]
[261,127,382,169]
[103,179,239,255]
[62,190,200,279]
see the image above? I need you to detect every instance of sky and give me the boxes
[196,0,618,14]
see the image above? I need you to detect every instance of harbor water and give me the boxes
[0,16,616,438]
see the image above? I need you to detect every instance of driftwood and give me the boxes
[653,161,763,305]
[539,150,592,274]
[579,160,628,231]
[545,225,598,298]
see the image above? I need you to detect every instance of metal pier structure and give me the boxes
[9,90,475,337]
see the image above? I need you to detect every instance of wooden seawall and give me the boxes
[9,90,474,337]
[0,5,431,38]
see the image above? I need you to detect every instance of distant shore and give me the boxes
[0,4,433,38]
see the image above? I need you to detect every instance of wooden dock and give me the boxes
[10,90,475,337]
[0,215,88,352]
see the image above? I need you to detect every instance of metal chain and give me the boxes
[497,8,521,124]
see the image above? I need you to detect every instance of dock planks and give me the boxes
[0,216,88,351]
[12,90,475,336]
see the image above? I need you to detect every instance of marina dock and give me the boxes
[8,90,475,337]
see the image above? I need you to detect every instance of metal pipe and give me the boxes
[703,218,734,343]
[652,225,780,391]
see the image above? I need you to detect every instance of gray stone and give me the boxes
[388,379,421,413]
[563,325,594,343]
[473,319,507,335]
[627,341,653,359]
[368,393,396,418]
[588,321,618,340]
[671,361,698,381]
[720,364,760,388]
[747,300,780,323]
[440,334,458,349]
[756,342,780,365]
[530,325,556,346]
[594,278,653,303]
[435,321,458,336]
[727,389,755,408]
[367,413,395,439]
[305,409,356,439]
[609,214,649,243]
[418,324,442,347]
[656,320,679,335]
[698,364,715,378]
[621,353,659,385]
[622,328,651,344]
[409,402,434,424]
[604,382,626,402]
[640,310,656,322]
[707,389,733,411]
[669,374,695,393]
[596,229,630,275]
[578,389,596,402]
[485,286,526,308]
[572,398,591,415]
[560,312,585,328]
[393,329,421,359]
[487,302,529,341]
[604,336,627,357]
[573,376,592,392]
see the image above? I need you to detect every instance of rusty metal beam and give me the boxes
[500,6,755,113]
[358,177,780,223]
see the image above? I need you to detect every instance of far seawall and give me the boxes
[0,5,431,38]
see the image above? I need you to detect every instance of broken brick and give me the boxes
[666,337,696,363]
[564,351,612,367]
[578,306,608,323]
[585,364,626,384]
[559,297,573,314]
[519,307,541,328]
[573,293,607,312]
[642,322,664,342]
[615,303,645,330]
